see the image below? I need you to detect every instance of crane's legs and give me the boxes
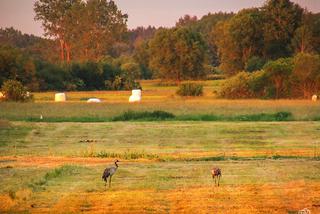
[217,175,220,186]
[109,176,112,188]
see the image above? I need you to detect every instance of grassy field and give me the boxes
[0,80,319,121]
[1,121,320,213]
[1,80,320,213]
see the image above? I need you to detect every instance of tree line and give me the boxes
[0,0,319,98]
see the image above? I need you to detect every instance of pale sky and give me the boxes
[0,0,319,37]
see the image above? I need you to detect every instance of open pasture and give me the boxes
[1,80,319,121]
[0,160,320,213]
[0,121,320,213]
[1,80,320,213]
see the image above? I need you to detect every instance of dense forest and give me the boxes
[0,0,320,98]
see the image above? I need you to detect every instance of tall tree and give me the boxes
[229,8,264,64]
[176,15,198,28]
[292,12,320,54]
[149,28,207,82]
[292,53,320,98]
[263,0,303,58]
[263,58,293,99]
[34,0,127,62]
[212,21,243,76]
[34,0,81,62]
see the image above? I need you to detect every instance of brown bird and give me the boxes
[211,167,221,186]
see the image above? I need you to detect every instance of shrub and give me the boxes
[218,72,253,99]
[1,80,33,102]
[112,110,175,121]
[245,56,266,72]
[176,82,203,96]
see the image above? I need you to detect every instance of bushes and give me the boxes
[112,110,175,121]
[221,54,320,99]
[176,82,203,96]
[1,80,33,102]
[218,72,254,99]
[219,71,275,99]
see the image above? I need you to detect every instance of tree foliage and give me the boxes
[34,0,128,62]
[149,28,208,81]
[1,79,33,102]
[292,53,320,98]
[263,58,293,99]
[263,0,303,58]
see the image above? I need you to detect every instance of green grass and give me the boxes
[176,111,293,121]
[3,110,295,122]
[112,110,175,121]
[1,99,320,121]
[28,165,87,191]
[1,121,319,159]
[84,150,160,160]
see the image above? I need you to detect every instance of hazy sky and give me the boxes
[0,0,319,37]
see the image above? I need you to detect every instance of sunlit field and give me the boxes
[1,80,320,213]
[0,80,320,121]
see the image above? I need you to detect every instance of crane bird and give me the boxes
[211,167,221,186]
[102,160,119,189]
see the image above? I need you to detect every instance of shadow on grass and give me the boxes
[24,111,296,122]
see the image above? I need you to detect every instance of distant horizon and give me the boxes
[0,0,319,37]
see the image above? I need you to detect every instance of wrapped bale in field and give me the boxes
[129,89,141,103]
[312,95,318,102]
[87,98,101,103]
[55,93,66,102]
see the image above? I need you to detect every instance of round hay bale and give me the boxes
[87,98,101,103]
[0,92,5,99]
[55,93,66,102]
[129,89,142,103]
[132,89,141,97]
[312,94,318,102]
[129,95,141,103]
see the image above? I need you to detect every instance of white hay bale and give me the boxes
[132,89,141,97]
[129,89,142,103]
[312,94,318,102]
[87,98,101,103]
[55,93,66,102]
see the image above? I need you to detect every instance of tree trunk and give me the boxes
[65,42,71,63]
[59,39,65,62]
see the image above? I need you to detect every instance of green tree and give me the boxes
[212,21,242,76]
[263,0,303,58]
[263,58,293,99]
[0,46,38,91]
[229,8,264,64]
[245,56,266,72]
[1,80,33,102]
[149,28,207,82]
[175,15,198,28]
[292,53,320,98]
[292,12,320,54]
[133,40,153,79]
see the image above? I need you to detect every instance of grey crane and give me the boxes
[102,160,119,189]
[211,167,222,186]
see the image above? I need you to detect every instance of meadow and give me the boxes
[0,80,320,213]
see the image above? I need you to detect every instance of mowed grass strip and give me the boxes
[0,160,319,213]
[1,99,320,121]
[1,121,320,159]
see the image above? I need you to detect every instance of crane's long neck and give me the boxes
[115,162,118,168]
